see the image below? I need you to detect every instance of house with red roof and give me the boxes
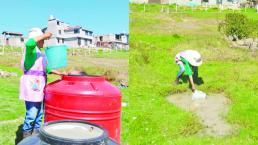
[43,15,94,48]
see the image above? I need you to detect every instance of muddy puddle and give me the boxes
[167,92,236,136]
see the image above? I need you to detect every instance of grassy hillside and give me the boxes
[127,4,258,145]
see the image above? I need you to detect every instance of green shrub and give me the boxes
[219,13,252,39]
[249,19,258,37]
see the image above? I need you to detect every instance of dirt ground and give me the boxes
[0,51,128,83]
[68,56,128,82]
[167,92,235,137]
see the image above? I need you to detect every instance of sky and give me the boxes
[0,0,128,36]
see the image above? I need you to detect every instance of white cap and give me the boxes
[183,50,202,66]
[28,28,43,38]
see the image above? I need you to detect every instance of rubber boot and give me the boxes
[23,131,32,139]
[32,129,39,135]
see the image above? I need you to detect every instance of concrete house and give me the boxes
[95,33,129,49]
[0,31,24,47]
[43,15,94,48]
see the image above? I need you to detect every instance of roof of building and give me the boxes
[64,26,82,31]
[56,36,93,39]
[2,31,23,36]
[64,26,93,33]
[48,15,93,33]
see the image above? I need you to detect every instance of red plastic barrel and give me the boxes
[44,75,121,143]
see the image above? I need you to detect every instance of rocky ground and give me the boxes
[0,69,17,77]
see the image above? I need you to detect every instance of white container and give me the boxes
[192,90,206,100]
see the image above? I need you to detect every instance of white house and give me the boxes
[95,33,129,49]
[0,31,24,47]
[43,15,94,48]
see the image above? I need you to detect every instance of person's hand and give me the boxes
[61,71,67,76]
[191,86,196,92]
[51,70,66,76]
[44,32,52,39]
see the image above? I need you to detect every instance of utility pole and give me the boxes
[144,2,146,13]
[168,0,172,14]
[3,33,6,54]
[176,3,178,13]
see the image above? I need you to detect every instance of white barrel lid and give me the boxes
[43,122,104,140]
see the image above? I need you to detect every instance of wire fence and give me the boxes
[0,45,129,56]
[132,3,257,14]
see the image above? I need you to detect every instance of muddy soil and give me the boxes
[167,92,235,136]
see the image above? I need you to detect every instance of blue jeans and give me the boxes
[23,101,43,132]
[176,62,185,79]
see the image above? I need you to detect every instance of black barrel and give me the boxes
[18,120,119,145]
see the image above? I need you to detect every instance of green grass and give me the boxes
[126,4,258,145]
[130,3,258,20]
[0,66,24,145]
[66,48,129,59]
[0,46,128,59]
[88,50,129,58]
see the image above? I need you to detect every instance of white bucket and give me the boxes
[192,90,206,100]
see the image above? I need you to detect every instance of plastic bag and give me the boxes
[192,90,206,100]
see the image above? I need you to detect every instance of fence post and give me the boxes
[1,44,4,55]
[175,4,177,13]
[144,3,146,13]
[21,45,24,55]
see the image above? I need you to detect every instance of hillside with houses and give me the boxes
[0,15,129,50]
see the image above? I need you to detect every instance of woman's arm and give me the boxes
[189,75,195,92]
[34,32,52,42]
[50,70,67,76]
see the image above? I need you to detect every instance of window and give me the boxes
[115,34,121,40]
[216,0,222,4]
[74,29,79,34]
[59,30,61,35]
[57,38,60,44]
[100,36,103,41]
[62,39,64,43]
[78,38,81,45]
[57,21,60,25]
[21,38,24,42]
